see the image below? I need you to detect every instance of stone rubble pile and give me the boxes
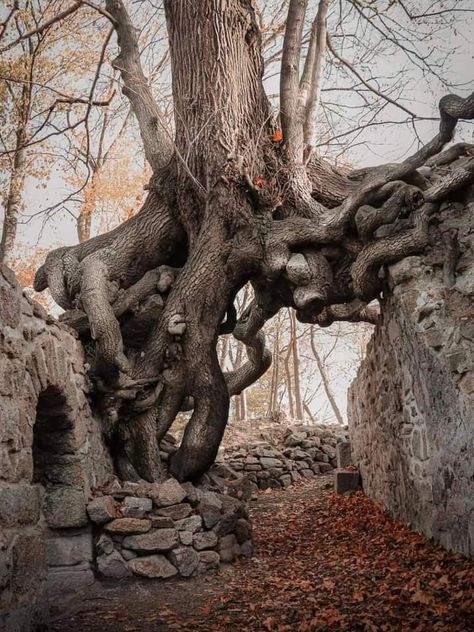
[87,466,253,580]
[221,425,349,490]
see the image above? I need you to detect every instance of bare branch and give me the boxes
[105,0,173,172]
[0,2,83,54]
[303,0,330,159]
[280,0,308,159]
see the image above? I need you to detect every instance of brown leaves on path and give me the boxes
[50,478,474,631]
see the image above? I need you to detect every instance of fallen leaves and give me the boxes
[50,479,474,632]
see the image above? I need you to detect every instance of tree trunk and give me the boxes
[34,0,474,483]
[290,309,304,420]
[310,327,344,425]
[0,80,31,265]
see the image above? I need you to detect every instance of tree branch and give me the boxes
[303,0,330,160]
[105,0,173,172]
[280,0,308,159]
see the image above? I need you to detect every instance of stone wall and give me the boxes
[87,472,252,580]
[0,266,113,631]
[222,425,349,489]
[348,196,474,556]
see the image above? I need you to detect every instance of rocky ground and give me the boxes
[48,477,474,632]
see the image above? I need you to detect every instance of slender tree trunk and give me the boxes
[310,327,344,425]
[290,309,304,420]
[284,334,295,419]
[0,81,31,265]
[77,174,96,243]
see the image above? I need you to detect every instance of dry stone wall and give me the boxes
[348,195,474,557]
[222,425,349,489]
[0,266,113,631]
[87,467,252,580]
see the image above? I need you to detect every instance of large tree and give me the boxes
[32,0,474,482]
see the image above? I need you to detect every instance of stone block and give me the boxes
[151,515,174,529]
[168,546,199,577]
[122,528,178,553]
[128,555,178,579]
[174,515,202,533]
[193,531,218,551]
[335,470,360,494]
[121,496,153,519]
[43,487,88,529]
[97,550,131,578]
[11,531,47,599]
[104,518,151,535]
[179,530,193,546]
[198,550,220,573]
[156,503,192,520]
[45,531,93,567]
[197,492,222,529]
[151,478,187,507]
[0,485,40,528]
[336,442,352,469]
[87,496,117,525]
[96,534,114,555]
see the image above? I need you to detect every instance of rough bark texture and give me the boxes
[33,0,474,483]
[0,76,31,265]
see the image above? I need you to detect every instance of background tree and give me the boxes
[2,0,473,483]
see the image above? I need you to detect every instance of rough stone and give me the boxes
[197,492,222,529]
[104,518,151,535]
[150,516,175,529]
[179,531,193,546]
[45,531,93,567]
[193,531,218,551]
[87,496,117,525]
[156,503,192,520]
[121,496,152,519]
[168,547,199,577]
[152,478,187,507]
[0,485,40,528]
[198,550,220,573]
[122,528,178,553]
[128,555,178,579]
[336,442,352,469]
[335,470,360,494]
[174,515,202,533]
[96,534,114,555]
[43,487,88,529]
[349,199,474,556]
[97,550,131,578]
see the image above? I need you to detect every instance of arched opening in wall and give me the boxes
[33,386,76,487]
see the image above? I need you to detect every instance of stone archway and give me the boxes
[0,266,112,632]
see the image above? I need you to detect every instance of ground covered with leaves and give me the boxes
[50,477,474,631]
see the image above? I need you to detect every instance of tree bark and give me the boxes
[310,327,344,425]
[290,309,304,420]
[33,0,474,483]
[0,74,31,264]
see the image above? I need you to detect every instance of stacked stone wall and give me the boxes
[0,266,113,631]
[348,196,474,556]
[222,425,348,489]
[87,471,252,580]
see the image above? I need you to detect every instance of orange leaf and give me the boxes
[272,129,283,141]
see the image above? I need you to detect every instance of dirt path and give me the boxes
[49,477,473,631]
